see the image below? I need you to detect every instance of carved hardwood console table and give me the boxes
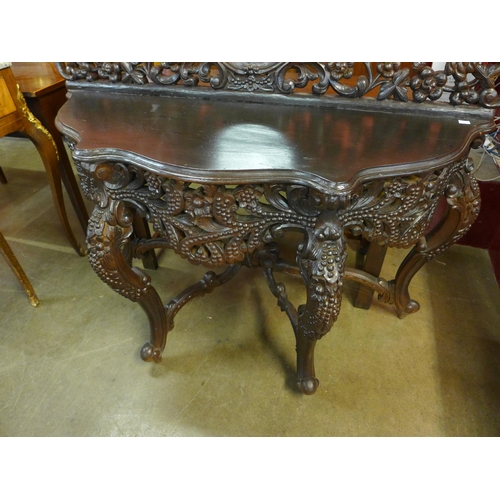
[55,62,499,395]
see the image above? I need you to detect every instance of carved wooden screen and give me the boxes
[56,62,500,108]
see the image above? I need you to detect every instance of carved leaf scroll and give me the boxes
[341,160,471,248]
[74,156,470,274]
[56,62,500,108]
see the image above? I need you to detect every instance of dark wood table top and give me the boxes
[11,62,65,98]
[56,90,495,190]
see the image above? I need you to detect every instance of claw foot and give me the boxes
[140,343,163,363]
[297,377,319,395]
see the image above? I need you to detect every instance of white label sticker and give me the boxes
[458,120,471,125]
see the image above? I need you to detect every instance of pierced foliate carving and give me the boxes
[342,160,470,248]
[445,62,500,108]
[55,62,500,107]
[76,161,325,268]
[389,159,481,318]
[77,158,471,276]
[423,162,481,259]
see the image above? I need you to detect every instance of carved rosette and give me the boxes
[410,63,448,102]
[56,62,500,107]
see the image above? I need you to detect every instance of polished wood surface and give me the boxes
[0,77,17,117]
[57,91,493,187]
[11,62,65,98]
[0,69,24,137]
[0,67,39,304]
[54,62,499,395]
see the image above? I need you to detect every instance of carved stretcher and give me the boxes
[54,62,499,395]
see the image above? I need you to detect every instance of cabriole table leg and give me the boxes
[295,211,347,395]
[87,203,168,362]
[16,89,86,256]
[392,163,481,317]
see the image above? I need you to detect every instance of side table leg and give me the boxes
[354,240,387,309]
[88,203,168,362]
[392,165,481,317]
[296,211,347,395]
[0,231,40,307]
[16,89,85,256]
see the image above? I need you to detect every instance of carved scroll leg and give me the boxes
[257,245,321,395]
[296,212,347,395]
[295,329,319,396]
[139,287,170,363]
[392,165,481,318]
[88,203,168,362]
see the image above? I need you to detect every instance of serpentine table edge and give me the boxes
[55,82,496,395]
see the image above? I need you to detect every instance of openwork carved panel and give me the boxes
[76,157,470,270]
[77,161,319,267]
[341,159,472,248]
[55,62,500,108]
[421,164,481,259]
